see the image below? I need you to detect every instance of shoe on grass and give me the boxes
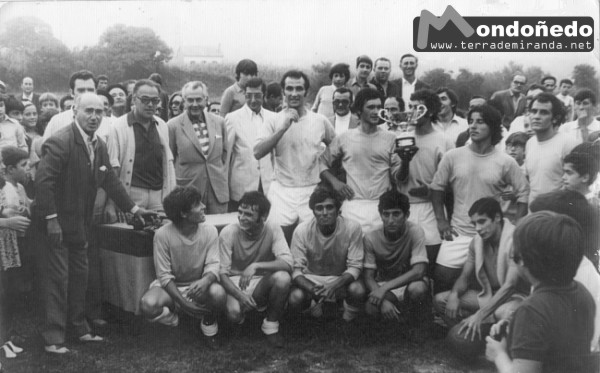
[265,332,284,348]
[79,334,104,342]
[44,345,70,354]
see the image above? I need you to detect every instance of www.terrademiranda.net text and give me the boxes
[428,40,593,51]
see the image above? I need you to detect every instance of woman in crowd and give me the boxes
[311,63,350,118]
[168,91,183,119]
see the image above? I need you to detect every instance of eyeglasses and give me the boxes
[185,97,206,104]
[314,204,336,212]
[245,93,263,100]
[136,96,161,106]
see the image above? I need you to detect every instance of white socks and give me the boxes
[261,318,279,335]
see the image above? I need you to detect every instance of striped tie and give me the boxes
[192,121,210,156]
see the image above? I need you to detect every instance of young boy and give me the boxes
[556,79,574,122]
[500,132,529,221]
[562,142,600,208]
[1,146,30,220]
[486,211,598,373]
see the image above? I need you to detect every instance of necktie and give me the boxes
[87,136,96,169]
[192,121,210,156]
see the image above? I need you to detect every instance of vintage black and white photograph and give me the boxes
[0,0,598,372]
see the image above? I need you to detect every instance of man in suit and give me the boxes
[392,54,430,105]
[327,87,360,135]
[109,79,176,215]
[370,58,401,100]
[168,81,229,214]
[34,93,152,354]
[489,73,528,130]
[19,77,40,110]
[225,77,275,212]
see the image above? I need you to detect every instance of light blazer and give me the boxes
[225,105,275,201]
[167,112,229,203]
[327,113,360,131]
[33,122,134,244]
[109,113,176,200]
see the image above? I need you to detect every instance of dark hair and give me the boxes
[239,191,271,219]
[332,87,354,103]
[378,190,410,215]
[96,90,114,106]
[505,132,529,148]
[148,73,163,86]
[235,59,258,81]
[563,142,600,186]
[529,92,566,125]
[540,75,556,85]
[559,78,573,86]
[308,184,341,211]
[468,197,503,220]
[162,186,203,225]
[245,77,266,94]
[96,74,109,85]
[207,102,221,111]
[107,83,127,97]
[400,54,418,64]
[5,96,24,114]
[69,70,95,91]
[280,70,310,94]
[133,79,160,95]
[530,189,600,268]
[410,89,442,122]
[355,55,373,69]
[329,63,351,83]
[39,92,59,107]
[1,146,29,167]
[436,87,458,114]
[513,211,583,286]
[467,104,504,145]
[385,95,405,111]
[59,94,74,111]
[573,88,597,106]
[266,82,282,98]
[352,88,383,116]
[37,108,59,135]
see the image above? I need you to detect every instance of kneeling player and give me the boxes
[363,190,432,336]
[139,186,226,344]
[288,186,365,322]
[219,192,293,347]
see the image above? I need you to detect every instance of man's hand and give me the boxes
[47,218,62,246]
[445,292,461,320]
[458,312,485,341]
[396,145,419,162]
[368,287,387,307]
[485,335,508,363]
[500,191,517,202]
[187,277,211,301]
[437,219,458,241]
[237,292,257,313]
[380,299,401,321]
[282,108,299,130]
[4,216,30,233]
[489,319,510,340]
[330,178,355,201]
[180,299,210,318]
[133,207,158,227]
[408,180,429,198]
[314,281,340,301]
[239,264,257,290]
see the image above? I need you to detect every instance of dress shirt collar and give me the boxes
[22,92,33,101]
[242,104,264,119]
[187,110,206,124]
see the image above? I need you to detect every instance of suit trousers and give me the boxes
[37,227,91,345]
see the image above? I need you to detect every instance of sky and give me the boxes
[0,0,598,79]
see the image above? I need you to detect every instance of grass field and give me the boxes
[3,298,496,373]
